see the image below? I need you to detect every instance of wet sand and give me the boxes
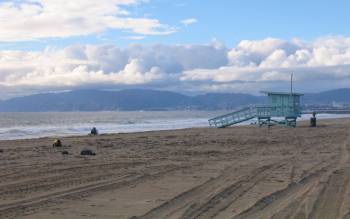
[0,118,350,219]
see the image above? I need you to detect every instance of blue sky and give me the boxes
[0,0,350,98]
[2,0,350,50]
[143,0,350,46]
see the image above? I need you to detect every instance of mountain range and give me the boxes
[0,88,349,112]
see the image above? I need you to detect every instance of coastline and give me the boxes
[1,113,350,141]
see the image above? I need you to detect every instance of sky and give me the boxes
[1,0,350,98]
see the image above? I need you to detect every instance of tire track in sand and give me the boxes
[309,134,350,219]
[233,132,350,219]
[137,131,341,219]
[137,159,294,219]
[0,165,184,218]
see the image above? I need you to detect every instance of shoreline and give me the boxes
[0,114,349,142]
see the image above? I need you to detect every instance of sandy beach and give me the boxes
[0,118,350,219]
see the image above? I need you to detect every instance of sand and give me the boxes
[0,118,350,219]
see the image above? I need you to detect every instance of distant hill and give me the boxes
[302,88,350,105]
[0,90,189,112]
[0,88,349,112]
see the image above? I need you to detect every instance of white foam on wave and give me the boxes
[0,118,210,140]
[0,112,349,140]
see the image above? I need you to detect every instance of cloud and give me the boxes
[181,37,350,93]
[0,0,175,42]
[126,36,146,40]
[1,36,350,98]
[181,18,198,26]
[0,42,228,98]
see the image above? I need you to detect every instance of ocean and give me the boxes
[0,111,349,140]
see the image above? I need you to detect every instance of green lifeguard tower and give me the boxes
[255,91,303,127]
[208,77,304,128]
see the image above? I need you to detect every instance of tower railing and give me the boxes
[208,105,302,128]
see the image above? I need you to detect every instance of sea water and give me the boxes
[0,111,225,140]
[0,111,349,140]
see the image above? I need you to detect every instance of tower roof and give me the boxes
[260,91,304,96]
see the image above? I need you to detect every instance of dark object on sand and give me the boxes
[0,149,3,153]
[62,151,69,155]
[90,127,98,135]
[53,139,62,147]
[310,112,317,127]
[80,149,96,156]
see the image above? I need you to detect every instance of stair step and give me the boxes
[209,107,258,128]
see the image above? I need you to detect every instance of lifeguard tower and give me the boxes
[209,75,303,128]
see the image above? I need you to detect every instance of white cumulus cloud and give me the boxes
[0,0,175,42]
[181,37,350,93]
[1,36,350,98]
[181,18,198,26]
[0,42,227,98]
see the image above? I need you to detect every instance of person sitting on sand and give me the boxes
[53,139,62,147]
[90,127,98,135]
